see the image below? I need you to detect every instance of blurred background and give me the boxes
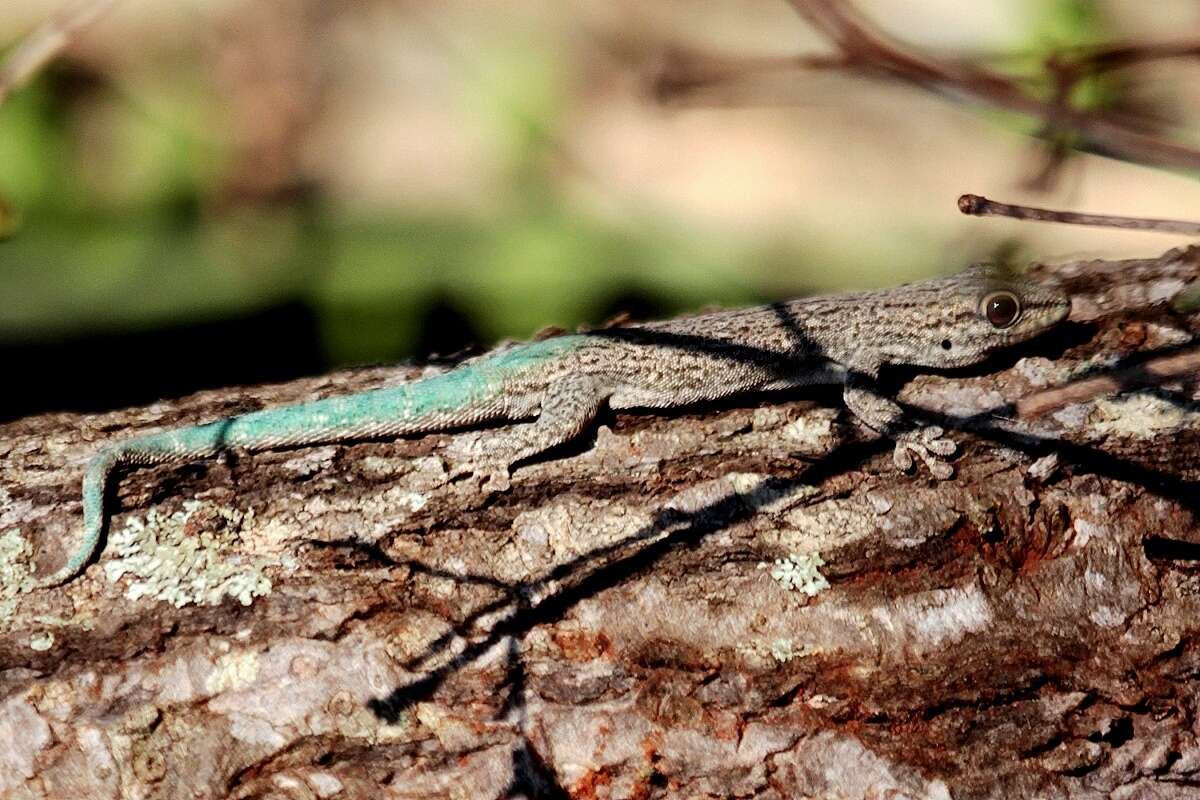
[2,0,1200,420]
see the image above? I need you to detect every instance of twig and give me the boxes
[958,194,1200,236]
[780,0,1200,173]
[1069,40,1200,75]
[650,0,1200,175]
[1016,349,1200,419]
[0,0,118,108]
[653,48,848,101]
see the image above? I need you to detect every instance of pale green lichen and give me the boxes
[1090,394,1195,439]
[29,631,54,651]
[0,528,34,622]
[104,501,272,607]
[761,552,830,596]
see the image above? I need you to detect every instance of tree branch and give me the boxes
[1,246,1199,797]
[659,0,1200,175]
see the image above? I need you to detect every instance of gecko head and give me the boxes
[906,263,1071,369]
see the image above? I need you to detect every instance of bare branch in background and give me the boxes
[1068,39,1200,75]
[652,48,849,103]
[784,0,1200,173]
[0,0,118,109]
[656,0,1200,176]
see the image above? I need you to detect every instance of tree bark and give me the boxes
[1,247,1199,800]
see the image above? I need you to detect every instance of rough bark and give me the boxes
[1,247,1199,800]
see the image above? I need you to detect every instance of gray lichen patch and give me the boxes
[1015,356,1076,389]
[0,527,34,625]
[762,407,840,455]
[274,479,435,549]
[867,583,994,654]
[103,501,273,607]
[277,445,339,479]
[1088,393,1198,439]
[761,552,830,597]
[762,490,960,555]
[356,454,448,489]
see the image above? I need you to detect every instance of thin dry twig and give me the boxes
[659,0,1200,175]
[959,193,1200,236]
[653,48,848,101]
[0,0,118,108]
[1069,40,1200,75]
[783,0,1200,173]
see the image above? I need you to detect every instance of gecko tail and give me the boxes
[32,350,553,589]
[32,435,206,589]
[33,446,126,589]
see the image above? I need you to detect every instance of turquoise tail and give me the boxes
[36,335,582,588]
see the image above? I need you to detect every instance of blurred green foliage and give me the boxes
[0,0,1165,382]
[0,65,776,368]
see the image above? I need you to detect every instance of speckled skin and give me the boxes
[38,264,1070,588]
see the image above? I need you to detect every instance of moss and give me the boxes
[103,501,272,607]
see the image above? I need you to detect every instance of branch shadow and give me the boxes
[921,403,1200,515]
[587,304,825,375]
[366,328,1200,729]
[367,437,887,722]
[497,636,574,799]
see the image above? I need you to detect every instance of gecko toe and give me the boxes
[894,428,956,479]
[927,437,957,457]
[923,457,954,480]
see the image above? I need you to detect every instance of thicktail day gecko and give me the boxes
[35,263,1070,588]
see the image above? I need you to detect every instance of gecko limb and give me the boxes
[452,375,606,491]
[842,366,956,480]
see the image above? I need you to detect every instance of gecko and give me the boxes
[33,263,1070,588]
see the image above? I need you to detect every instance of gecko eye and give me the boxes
[981,291,1021,329]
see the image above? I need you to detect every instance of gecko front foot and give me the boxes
[892,426,956,480]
